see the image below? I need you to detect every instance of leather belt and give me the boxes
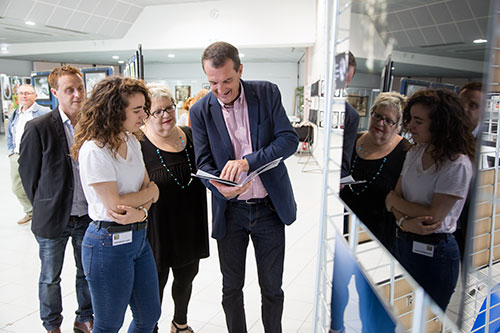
[92,221,147,233]
[228,196,271,206]
[395,228,453,245]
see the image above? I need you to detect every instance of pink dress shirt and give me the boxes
[219,83,268,200]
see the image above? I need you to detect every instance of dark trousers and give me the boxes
[156,260,200,327]
[395,232,460,311]
[217,200,285,333]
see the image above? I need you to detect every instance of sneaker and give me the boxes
[17,215,32,225]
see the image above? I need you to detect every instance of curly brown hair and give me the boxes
[72,76,151,160]
[402,88,475,168]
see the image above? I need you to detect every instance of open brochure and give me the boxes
[340,175,367,186]
[192,157,283,187]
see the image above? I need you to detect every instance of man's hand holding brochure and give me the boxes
[192,157,283,187]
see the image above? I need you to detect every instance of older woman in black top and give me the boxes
[340,92,409,252]
[141,83,209,333]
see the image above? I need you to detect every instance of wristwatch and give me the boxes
[396,216,408,231]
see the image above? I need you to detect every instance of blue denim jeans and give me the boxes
[217,199,285,333]
[35,215,93,331]
[395,233,460,310]
[82,222,161,333]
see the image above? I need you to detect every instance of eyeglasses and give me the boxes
[18,91,35,96]
[151,104,176,118]
[371,111,397,127]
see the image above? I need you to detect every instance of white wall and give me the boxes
[145,62,299,115]
[0,59,32,76]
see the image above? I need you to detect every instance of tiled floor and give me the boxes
[0,133,323,333]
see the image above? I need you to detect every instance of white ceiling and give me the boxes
[0,0,492,77]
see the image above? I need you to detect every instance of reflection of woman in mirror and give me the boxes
[341,92,409,253]
[385,89,475,311]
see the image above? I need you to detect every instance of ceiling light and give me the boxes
[25,21,35,26]
[0,46,7,52]
[118,60,125,64]
[239,53,245,58]
[168,54,175,58]
[473,39,487,44]
[112,55,119,59]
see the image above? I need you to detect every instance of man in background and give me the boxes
[6,83,50,224]
[454,81,483,259]
[342,51,360,178]
[459,81,482,137]
[190,41,298,332]
[19,66,93,333]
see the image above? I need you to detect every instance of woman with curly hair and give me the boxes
[385,88,474,311]
[72,76,161,332]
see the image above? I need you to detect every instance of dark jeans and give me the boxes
[82,222,161,333]
[218,199,285,333]
[395,232,460,311]
[34,215,93,331]
[156,260,199,329]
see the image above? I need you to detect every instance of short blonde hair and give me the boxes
[370,92,406,127]
[146,82,176,104]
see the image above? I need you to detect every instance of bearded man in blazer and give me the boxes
[18,66,93,333]
[190,41,298,333]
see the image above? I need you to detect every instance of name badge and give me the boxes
[412,241,434,258]
[112,231,132,246]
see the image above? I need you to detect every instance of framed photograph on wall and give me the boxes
[175,85,191,103]
[319,110,324,128]
[10,76,22,95]
[1,75,12,100]
[33,75,50,102]
[84,71,107,97]
[346,95,368,117]
[82,67,113,97]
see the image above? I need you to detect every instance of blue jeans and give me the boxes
[35,215,93,331]
[218,199,285,333]
[82,222,161,333]
[395,232,460,310]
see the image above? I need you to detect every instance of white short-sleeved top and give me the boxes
[401,144,472,234]
[79,133,145,221]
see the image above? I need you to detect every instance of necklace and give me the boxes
[357,134,394,158]
[348,154,387,196]
[156,135,193,189]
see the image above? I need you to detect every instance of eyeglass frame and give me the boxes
[370,110,398,127]
[151,104,176,118]
[17,91,36,96]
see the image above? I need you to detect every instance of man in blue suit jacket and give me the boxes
[190,41,298,333]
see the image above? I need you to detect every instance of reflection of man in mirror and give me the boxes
[342,51,361,178]
[6,84,50,225]
[454,82,482,260]
[458,82,482,137]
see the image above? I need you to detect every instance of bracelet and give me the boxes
[137,206,148,222]
[397,216,408,232]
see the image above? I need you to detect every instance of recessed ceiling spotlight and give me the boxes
[168,54,175,58]
[0,46,7,52]
[239,53,245,58]
[25,21,36,26]
[473,39,487,44]
[112,55,119,59]
[118,60,125,64]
